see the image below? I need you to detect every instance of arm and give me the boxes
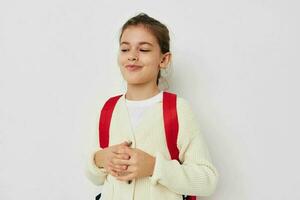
[149,98,219,196]
[84,101,108,186]
[84,100,131,185]
[85,149,108,186]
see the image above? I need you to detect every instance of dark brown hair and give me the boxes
[119,13,170,85]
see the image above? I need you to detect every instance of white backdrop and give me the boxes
[0,0,299,199]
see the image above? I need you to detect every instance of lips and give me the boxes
[125,64,142,71]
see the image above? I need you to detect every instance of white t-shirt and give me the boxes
[125,91,163,132]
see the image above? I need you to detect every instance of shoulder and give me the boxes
[163,92,192,111]
[176,95,195,117]
[97,93,124,110]
[175,95,201,139]
[162,92,195,120]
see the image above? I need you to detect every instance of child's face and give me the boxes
[118,25,165,86]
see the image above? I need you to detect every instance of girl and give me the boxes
[85,13,219,200]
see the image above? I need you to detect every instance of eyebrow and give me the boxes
[120,41,154,46]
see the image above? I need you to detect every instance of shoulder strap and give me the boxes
[163,91,197,200]
[98,95,122,148]
[162,91,180,161]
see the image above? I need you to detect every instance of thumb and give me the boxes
[121,140,132,147]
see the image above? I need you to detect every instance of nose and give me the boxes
[128,50,138,61]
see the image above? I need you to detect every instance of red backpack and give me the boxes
[96,91,196,200]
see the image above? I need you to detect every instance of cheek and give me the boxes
[145,54,161,68]
[117,54,124,66]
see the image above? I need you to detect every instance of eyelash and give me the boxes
[121,49,150,52]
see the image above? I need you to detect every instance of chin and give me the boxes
[126,80,144,85]
[122,75,144,84]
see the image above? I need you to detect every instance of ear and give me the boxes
[159,52,172,69]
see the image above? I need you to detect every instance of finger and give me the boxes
[121,141,130,146]
[111,143,129,154]
[109,160,128,169]
[111,158,132,166]
[113,165,128,170]
[119,141,131,147]
[123,165,135,173]
[108,163,128,172]
[110,147,119,154]
[107,167,119,177]
[116,146,134,155]
[116,172,136,182]
[114,141,128,146]
[115,153,130,160]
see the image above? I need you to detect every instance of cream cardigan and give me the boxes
[85,94,219,200]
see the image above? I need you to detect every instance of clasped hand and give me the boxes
[101,141,156,182]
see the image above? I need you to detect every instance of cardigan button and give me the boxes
[126,140,132,147]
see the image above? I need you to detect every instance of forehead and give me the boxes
[120,25,158,46]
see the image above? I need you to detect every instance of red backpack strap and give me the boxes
[163,91,197,200]
[186,195,197,200]
[163,91,180,161]
[98,95,122,148]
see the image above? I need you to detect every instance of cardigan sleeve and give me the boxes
[84,100,108,186]
[149,97,219,196]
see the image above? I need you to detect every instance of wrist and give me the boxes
[94,150,105,168]
[150,156,156,176]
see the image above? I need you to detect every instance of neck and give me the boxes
[125,82,160,100]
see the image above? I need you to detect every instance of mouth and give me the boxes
[125,64,143,72]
